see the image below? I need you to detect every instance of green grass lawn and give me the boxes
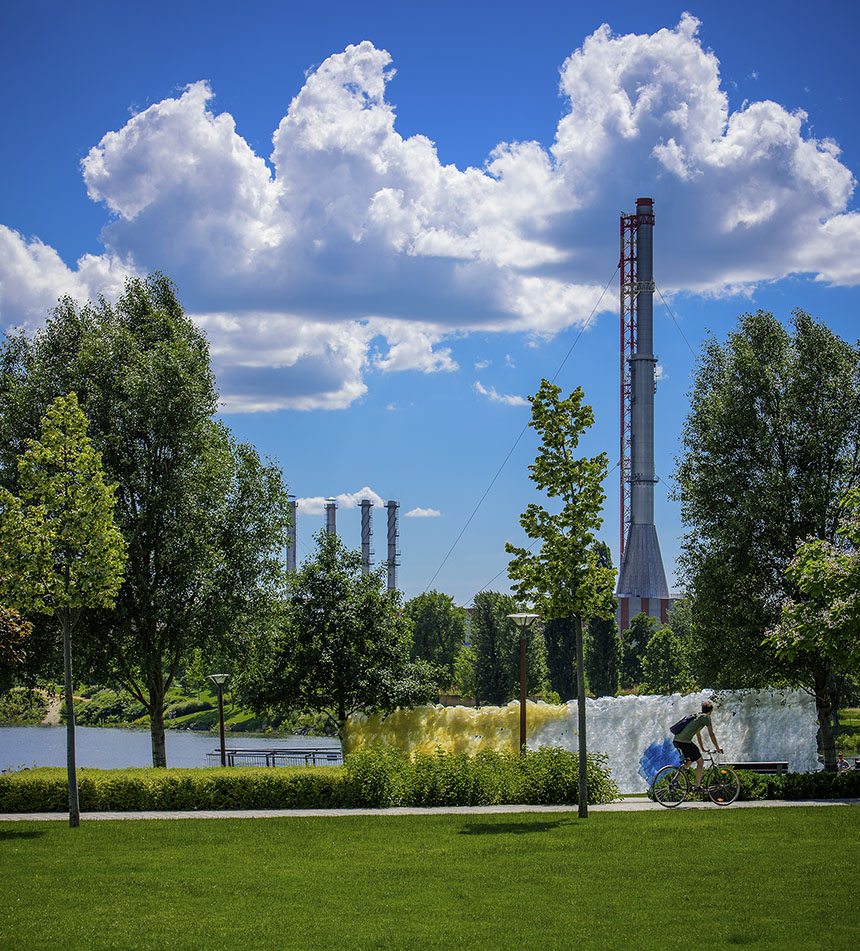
[2,808,858,951]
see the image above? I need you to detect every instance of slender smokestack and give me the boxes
[325,498,337,536]
[616,198,669,617]
[386,500,400,592]
[360,499,374,574]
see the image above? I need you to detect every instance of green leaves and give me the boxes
[505,379,614,622]
[242,530,442,733]
[0,392,126,618]
[0,274,292,766]
[675,309,860,688]
[769,490,860,674]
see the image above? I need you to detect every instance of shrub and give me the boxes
[0,687,48,724]
[0,767,354,812]
[165,699,215,718]
[649,767,860,802]
[0,746,619,812]
[343,746,619,807]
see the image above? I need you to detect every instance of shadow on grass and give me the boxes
[458,818,575,835]
[0,828,46,840]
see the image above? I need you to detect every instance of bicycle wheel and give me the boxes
[652,765,689,807]
[705,765,740,805]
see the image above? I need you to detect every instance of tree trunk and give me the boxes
[61,611,80,827]
[148,666,167,768]
[575,614,588,819]
[815,670,837,772]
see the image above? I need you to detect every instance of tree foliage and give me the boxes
[0,606,32,691]
[470,591,549,705]
[674,310,860,690]
[583,541,620,698]
[240,531,442,738]
[505,381,615,624]
[0,275,291,766]
[640,625,696,695]
[542,617,578,701]
[404,590,468,677]
[0,393,127,619]
[767,488,860,768]
[0,392,126,824]
[619,612,661,689]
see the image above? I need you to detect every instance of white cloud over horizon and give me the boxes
[404,507,442,518]
[2,14,857,411]
[473,380,529,407]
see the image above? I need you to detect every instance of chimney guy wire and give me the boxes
[423,267,620,595]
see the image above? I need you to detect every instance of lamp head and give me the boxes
[208,673,230,687]
[506,612,540,629]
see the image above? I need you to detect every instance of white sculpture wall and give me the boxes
[533,690,819,793]
[345,689,819,793]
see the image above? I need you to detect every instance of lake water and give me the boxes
[0,725,341,772]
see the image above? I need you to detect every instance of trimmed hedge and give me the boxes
[647,767,860,802]
[0,766,353,812]
[736,767,860,801]
[0,746,618,812]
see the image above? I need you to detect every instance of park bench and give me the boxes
[206,747,343,767]
[728,761,789,775]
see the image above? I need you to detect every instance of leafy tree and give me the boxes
[674,310,860,697]
[471,591,548,705]
[404,590,468,678]
[0,606,33,692]
[182,648,209,700]
[766,488,860,769]
[452,643,477,700]
[0,274,292,767]
[583,541,621,697]
[619,612,661,689]
[640,625,696,695]
[505,380,616,817]
[0,393,126,826]
[240,531,441,739]
[542,617,577,700]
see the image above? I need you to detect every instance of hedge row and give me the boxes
[735,767,860,801]
[0,747,617,813]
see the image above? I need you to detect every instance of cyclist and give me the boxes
[673,700,722,791]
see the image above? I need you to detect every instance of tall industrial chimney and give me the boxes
[615,197,670,631]
[386,500,400,592]
[325,498,337,536]
[360,499,374,574]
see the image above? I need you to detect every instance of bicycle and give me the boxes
[651,749,740,807]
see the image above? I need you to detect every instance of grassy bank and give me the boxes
[2,808,858,950]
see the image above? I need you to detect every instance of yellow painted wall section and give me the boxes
[344,702,570,756]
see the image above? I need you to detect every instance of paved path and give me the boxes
[2,798,858,821]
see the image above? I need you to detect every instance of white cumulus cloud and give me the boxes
[474,380,529,407]
[2,17,858,410]
[404,507,442,518]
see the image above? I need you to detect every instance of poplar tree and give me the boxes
[675,310,860,695]
[0,393,126,826]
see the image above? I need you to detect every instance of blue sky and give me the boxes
[2,1,859,606]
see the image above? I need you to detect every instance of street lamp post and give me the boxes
[507,613,539,751]
[208,673,230,766]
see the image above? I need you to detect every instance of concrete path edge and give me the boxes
[2,798,859,820]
